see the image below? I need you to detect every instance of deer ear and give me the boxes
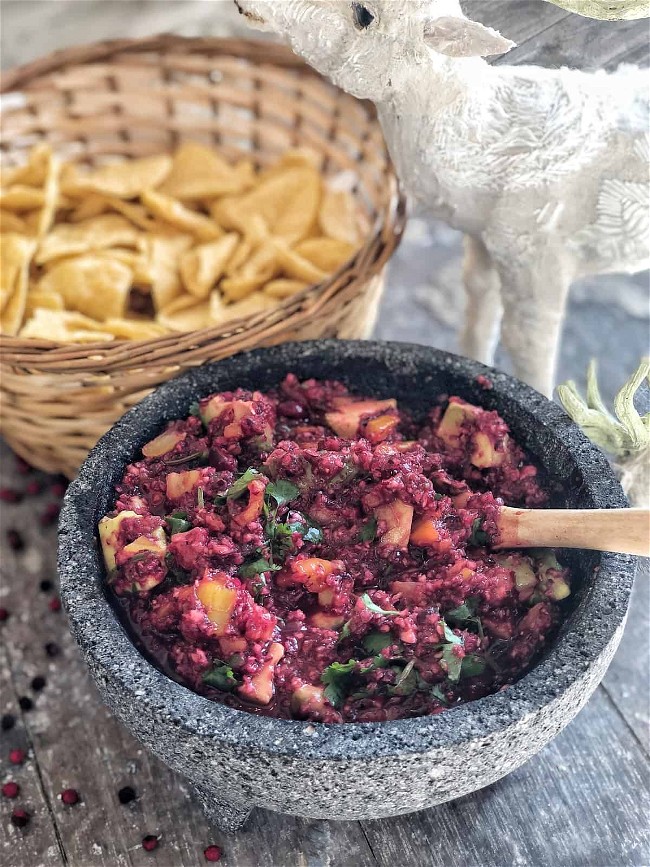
[424,16,516,57]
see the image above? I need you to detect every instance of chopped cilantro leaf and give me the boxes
[202,662,238,692]
[441,644,463,682]
[430,684,449,705]
[468,517,490,547]
[239,558,281,579]
[359,517,378,542]
[321,660,357,708]
[189,401,201,418]
[166,512,192,535]
[362,631,394,654]
[226,468,261,500]
[338,620,352,643]
[461,654,487,678]
[265,479,300,507]
[165,449,206,466]
[360,593,399,617]
[446,598,484,639]
[390,659,417,696]
[441,621,463,645]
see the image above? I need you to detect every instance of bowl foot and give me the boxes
[191,781,253,832]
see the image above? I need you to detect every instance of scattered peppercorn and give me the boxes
[1,714,15,731]
[0,608,9,623]
[45,642,60,658]
[48,598,62,613]
[25,480,43,496]
[31,676,46,692]
[18,697,33,712]
[39,503,60,528]
[9,749,26,765]
[39,580,53,593]
[10,808,30,828]
[142,835,159,852]
[6,530,25,552]
[60,788,80,806]
[0,488,22,504]
[118,786,136,805]
[2,782,19,799]
[204,845,223,862]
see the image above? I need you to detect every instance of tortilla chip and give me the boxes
[263,278,308,299]
[258,147,322,180]
[0,186,45,211]
[158,142,247,200]
[67,193,110,222]
[224,236,253,277]
[104,197,161,232]
[210,290,275,325]
[62,155,172,199]
[318,188,360,245]
[208,200,267,245]
[157,295,211,332]
[140,190,222,242]
[1,144,51,188]
[19,308,113,343]
[101,317,169,340]
[220,241,279,302]
[271,239,327,284]
[38,254,132,320]
[138,232,194,310]
[36,150,61,237]
[179,234,239,299]
[0,210,28,233]
[0,233,35,333]
[295,237,356,272]
[25,289,65,317]
[35,214,140,264]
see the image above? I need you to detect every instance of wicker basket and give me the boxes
[0,35,406,478]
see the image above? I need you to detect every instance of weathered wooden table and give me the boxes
[1,2,649,865]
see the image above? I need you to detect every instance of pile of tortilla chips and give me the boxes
[0,143,364,342]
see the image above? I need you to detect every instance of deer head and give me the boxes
[235,1,515,101]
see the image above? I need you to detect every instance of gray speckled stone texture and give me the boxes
[58,341,636,831]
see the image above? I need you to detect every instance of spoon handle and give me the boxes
[496,508,650,557]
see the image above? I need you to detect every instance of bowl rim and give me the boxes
[58,339,635,761]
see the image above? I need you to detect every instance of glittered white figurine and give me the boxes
[236,0,649,396]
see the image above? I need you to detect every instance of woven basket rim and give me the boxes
[0,34,407,359]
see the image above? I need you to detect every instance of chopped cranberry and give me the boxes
[10,808,30,828]
[6,530,25,552]
[1,714,15,731]
[18,697,33,712]
[60,788,80,805]
[25,480,43,496]
[48,598,62,612]
[0,488,22,504]
[117,786,136,804]
[31,676,46,692]
[2,782,19,799]
[204,845,223,862]
[39,580,53,593]
[51,480,68,498]
[45,642,60,658]
[9,749,26,765]
[142,835,159,852]
[39,504,60,527]
[0,608,9,622]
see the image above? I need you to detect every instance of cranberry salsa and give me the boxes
[99,376,571,723]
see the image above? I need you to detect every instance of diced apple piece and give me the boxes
[292,558,338,592]
[142,430,186,458]
[200,395,229,424]
[121,526,167,561]
[437,399,478,447]
[196,574,238,636]
[309,611,345,629]
[536,552,571,601]
[470,431,507,468]
[238,642,284,705]
[375,500,414,549]
[98,510,140,572]
[232,479,266,527]
[166,469,201,499]
[325,398,396,439]
[291,683,327,715]
[364,413,399,443]
[410,515,441,547]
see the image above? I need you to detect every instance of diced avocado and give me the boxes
[121,526,167,561]
[291,683,327,715]
[98,510,140,572]
[470,431,507,469]
[141,430,186,459]
[437,399,478,447]
[166,469,201,499]
[325,398,396,439]
[196,575,238,636]
[374,500,414,549]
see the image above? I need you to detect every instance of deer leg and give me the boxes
[460,235,502,365]
[495,254,572,397]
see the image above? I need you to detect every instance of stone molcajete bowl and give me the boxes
[58,340,636,832]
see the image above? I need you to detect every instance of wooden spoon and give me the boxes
[496,507,650,557]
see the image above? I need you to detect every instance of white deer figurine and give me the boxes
[236,0,649,396]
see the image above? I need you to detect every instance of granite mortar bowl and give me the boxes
[58,340,636,831]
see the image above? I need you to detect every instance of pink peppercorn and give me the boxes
[60,788,80,805]
[9,749,26,765]
[2,782,19,799]
[10,808,30,828]
[48,598,62,612]
[142,835,159,852]
[204,845,223,862]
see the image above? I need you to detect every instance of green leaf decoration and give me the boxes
[239,558,281,578]
[202,662,238,692]
[265,479,300,507]
[226,468,262,500]
[360,593,399,617]
[359,517,378,542]
[166,512,192,535]
[321,660,357,707]
[362,630,394,654]
[441,644,463,682]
